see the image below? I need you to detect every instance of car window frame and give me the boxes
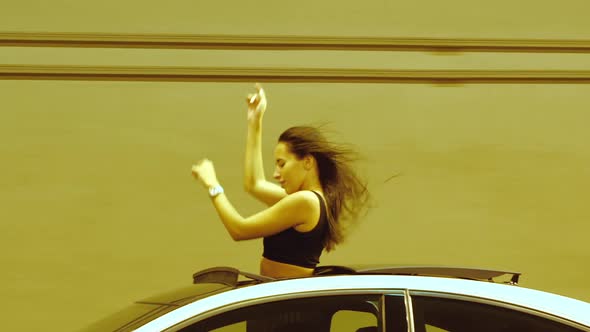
[408,290,590,332]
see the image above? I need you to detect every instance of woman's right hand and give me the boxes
[246,83,267,123]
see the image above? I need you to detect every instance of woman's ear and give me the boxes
[303,155,314,170]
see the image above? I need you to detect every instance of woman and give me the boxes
[191,84,369,279]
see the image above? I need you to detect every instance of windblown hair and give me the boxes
[279,126,370,251]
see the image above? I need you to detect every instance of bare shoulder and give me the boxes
[280,191,321,227]
[289,190,320,232]
[283,190,320,207]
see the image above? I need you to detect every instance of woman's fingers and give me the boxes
[246,84,266,116]
[246,93,258,105]
[255,83,266,101]
[247,84,265,102]
[192,158,212,176]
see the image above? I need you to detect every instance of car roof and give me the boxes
[136,266,590,331]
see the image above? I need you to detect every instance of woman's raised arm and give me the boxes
[244,84,287,206]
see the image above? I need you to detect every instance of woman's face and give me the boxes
[273,142,307,194]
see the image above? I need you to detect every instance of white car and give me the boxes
[82,265,590,331]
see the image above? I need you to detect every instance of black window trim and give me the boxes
[165,289,404,331]
[408,290,590,332]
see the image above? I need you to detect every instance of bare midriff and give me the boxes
[260,257,314,278]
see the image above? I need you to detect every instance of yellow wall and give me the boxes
[2,0,590,38]
[1,1,590,331]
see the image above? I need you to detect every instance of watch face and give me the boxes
[209,186,223,197]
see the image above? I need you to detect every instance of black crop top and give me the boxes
[262,191,328,268]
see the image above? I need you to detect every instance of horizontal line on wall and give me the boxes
[1,32,590,53]
[2,65,590,83]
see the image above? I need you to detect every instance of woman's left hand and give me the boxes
[191,159,219,188]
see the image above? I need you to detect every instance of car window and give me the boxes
[411,294,586,332]
[177,294,387,332]
[208,311,377,332]
[331,310,377,332]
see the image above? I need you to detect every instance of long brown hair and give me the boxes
[279,126,370,251]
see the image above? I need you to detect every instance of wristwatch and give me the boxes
[208,185,224,198]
